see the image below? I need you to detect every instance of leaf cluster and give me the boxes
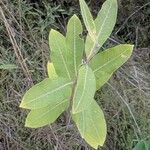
[20,0,134,149]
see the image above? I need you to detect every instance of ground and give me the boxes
[0,0,150,150]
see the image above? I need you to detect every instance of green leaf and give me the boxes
[79,0,96,40]
[20,78,72,109]
[72,65,96,114]
[0,64,18,70]
[66,15,84,77]
[85,0,118,59]
[47,61,58,79]
[95,0,118,48]
[72,100,107,149]
[93,71,113,89]
[90,44,134,89]
[133,140,150,150]
[49,29,71,80]
[25,100,69,128]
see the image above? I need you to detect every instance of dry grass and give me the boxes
[0,0,150,149]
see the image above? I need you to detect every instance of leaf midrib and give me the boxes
[73,18,77,75]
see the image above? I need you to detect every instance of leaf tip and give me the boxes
[72,14,78,18]
[25,114,35,128]
[19,98,29,109]
[25,121,34,128]
[126,44,134,53]
[131,44,134,49]
[94,145,98,150]
[49,29,55,35]
[19,100,25,108]
[47,62,58,79]
[24,122,30,128]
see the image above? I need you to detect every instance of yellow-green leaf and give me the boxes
[47,61,58,79]
[25,100,69,128]
[95,0,118,47]
[49,29,71,80]
[20,78,72,109]
[72,100,107,149]
[90,44,134,89]
[66,15,84,77]
[72,65,96,114]
[85,0,118,59]
[79,0,96,40]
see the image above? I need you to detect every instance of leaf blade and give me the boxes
[95,0,118,45]
[79,0,96,40]
[20,78,72,109]
[90,44,134,89]
[25,100,69,128]
[72,65,96,114]
[66,15,84,77]
[49,29,71,80]
[72,100,107,149]
[85,0,118,59]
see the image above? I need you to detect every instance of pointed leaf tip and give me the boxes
[47,62,58,79]
[19,101,24,108]
[72,14,78,19]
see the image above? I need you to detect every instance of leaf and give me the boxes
[85,0,118,59]
[49,29,71,80]
[25,64,68,128]
[93,71,113,89]
[133,140,150,150]
[47,61,58,79]
[72,65,96,114]
[0,64,18,70]
[72,100,107,149]
[25,100,69,128]
[90,44,134,89]
[79,0,96,40]
[20,78,72,109]
[95,0,118,48]
[66,14,84,77]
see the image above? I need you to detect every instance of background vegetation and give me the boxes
[0,0,150,149]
